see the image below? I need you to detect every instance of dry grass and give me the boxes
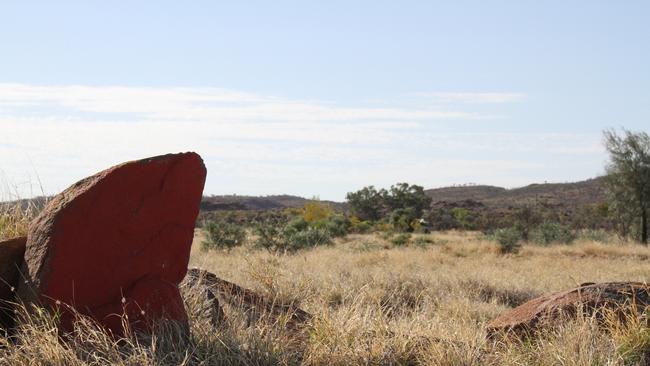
[2,228,650,364]
[187,230,650,365]
[0,201,37,241]
[0,181,45,241]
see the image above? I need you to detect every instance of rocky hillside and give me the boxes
[425,177,606,209]
[3,177,606,216]
[200,195,346,212]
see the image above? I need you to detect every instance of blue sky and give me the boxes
[1,1,649,200]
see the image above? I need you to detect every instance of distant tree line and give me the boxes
[201,128,650,251]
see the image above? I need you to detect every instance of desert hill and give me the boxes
[425,177,606,209]
[200,194,346,212]
[2,177,606,216]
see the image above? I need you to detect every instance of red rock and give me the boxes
[486,282,650,339]
[17,153,206,335]
[0,236,26,327]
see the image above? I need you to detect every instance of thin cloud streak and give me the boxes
[0,83,485,122]
[415,92,526,104]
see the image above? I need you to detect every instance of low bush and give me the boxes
[579,229,612,243]
[374,222,393,232]
[303,199,333,222]
[391,233,412,246]
[285,228,332,250]
[253,222,285,252]
[352,220,373,233]
[285,217,309,233]
[413,235,434,248]
[493,227,522,254]
[202,221,246,250]
[532,221,576,245]
[254,220,332,253]
[311,215,350,237]
[389,208,418,232]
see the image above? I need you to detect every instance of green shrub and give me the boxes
[579,229,612,243]
[354,220,373,233]
[285,217,309,234]
[202,221,246,250]
[285,228,332,251]
[374,222,393,232]
[493,227,522,254]
[391,233,412,246]
[389,208,418,232]
[452,207,476,230]
[532,221,576,245]
[413,235,434,248]
[254,220,333,253]
[253,222,285,252]
[311,215,350,237]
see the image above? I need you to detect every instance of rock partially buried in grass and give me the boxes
[184,268,312,331]
[0,236,26,328]
[180,268,226,329]
[17,153,206,335]
[486,282,650,340]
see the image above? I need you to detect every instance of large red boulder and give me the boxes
[17,153,206,335]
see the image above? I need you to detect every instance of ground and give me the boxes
[2,226,649,364]
[185,230,650,365]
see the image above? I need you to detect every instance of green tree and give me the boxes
[603,129,650,244]
[389,207,418,232]
[345,185,387,221]
[385,183,432,217]
[346,183,432,222]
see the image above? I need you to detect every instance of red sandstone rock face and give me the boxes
[17,153,206,335]
[0,236,26,301]
[486,282,650,339]
[0,236,26,327]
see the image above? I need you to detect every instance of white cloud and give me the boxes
[0,83,482,122]
[415,92,526,104]
[0,83,603,200]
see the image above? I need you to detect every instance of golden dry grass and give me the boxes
[0,201,36,241]
[186,230,650,365]
[1,229,650,365]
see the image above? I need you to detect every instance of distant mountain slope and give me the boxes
[425,185,507,203]
[200,195,346,212]
[3,178,605,216]
[425,177,606,209]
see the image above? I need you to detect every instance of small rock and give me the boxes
[180,269,226,329]
[487,282,650,340]
[185,268,312,331]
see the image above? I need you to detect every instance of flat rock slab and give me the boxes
[18,153,206,335]
[487,282,650,339]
